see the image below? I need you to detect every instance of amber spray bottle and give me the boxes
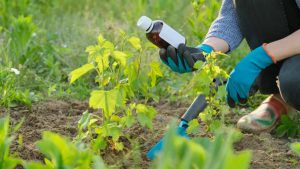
[137,16,186,49]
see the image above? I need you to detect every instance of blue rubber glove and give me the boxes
[226,45,275,107]
[159,44,214,73]
[146,120,189,160]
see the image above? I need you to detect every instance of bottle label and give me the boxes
[159,22,186,49]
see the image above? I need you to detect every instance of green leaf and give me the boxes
[291,142,300,157]
[44,159,54,168]
[118,29,126,38]
[174,138,206,168]
[114,142,124,151]
[95,50,110,73]
[24,161,52,169]
[288,127,298,138]
[187,119,200,135]
[97,34,106,44]
[152,122,206,168]
[89,90,116,115]
[85,45,101,59]
[153,126,252,169]
[0,116,9,139]
[36,132,74,161]
[224,151,252,169]
[276,115,300,137]
[281,115,292,124]
[89,89,125,117]
[209,120,222,132]
[122,115,135,128]
[275,125,287,137]
[124,62,138,83]
[78,111,91,130]
[36,131,96,169]
[112,51,128,66]
[93,156,107,169]
[110,115,121,122]
[148,61,163,86]
[102,41,114,50]
[0,116,22,169]
[9,16,36,65]
[128,36,142,50]
[69,63,94,84]
[106,124,122,142]
[145,41,157,49]
[136,104,157,129]
[89,118,98,126]
[194,60,205,69]
[92,136,107,150]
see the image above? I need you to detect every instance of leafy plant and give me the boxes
[8,16,36,66]
[152,123,252,169]
[0,67,32,107]
[24,131,106,169]
[276,115,300,138]
[185,52,229,132]
[70,33,162,151]
[189,0,220,40]
[0,0,30,28]
[0,116,23,169]
[291,142,300,157]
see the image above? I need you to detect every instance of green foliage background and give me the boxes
[0,0,249,106]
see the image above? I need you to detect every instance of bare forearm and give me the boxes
[203,37,230,53]
[266,29,300,61]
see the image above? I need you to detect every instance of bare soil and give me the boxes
[1,100,300,169]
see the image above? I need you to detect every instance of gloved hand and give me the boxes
[159,44,214,73]
[226,44,275,107]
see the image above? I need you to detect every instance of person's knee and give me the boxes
[278,56,300,110]
[278,78,300,110]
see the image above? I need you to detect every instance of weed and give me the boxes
[276,114,300,138]
[0,116,23,169]
[0,67,32,107]
[183,52,229,132]
[151,123,251,169]
[24,131,106,169]
[70,33,163,151]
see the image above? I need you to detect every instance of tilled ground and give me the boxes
[1,100,300,169]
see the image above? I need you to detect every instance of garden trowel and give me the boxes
[146,78,224,160]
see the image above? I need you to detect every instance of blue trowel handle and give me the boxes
[180,78,225,122]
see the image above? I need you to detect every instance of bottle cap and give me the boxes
[137,16,153,32]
